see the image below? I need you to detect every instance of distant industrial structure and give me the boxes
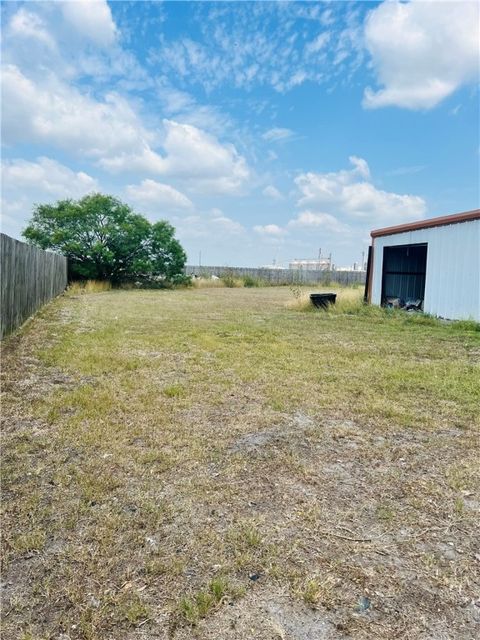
[288,248,367,272]
[336,261,366,272]
[289,248,332,271]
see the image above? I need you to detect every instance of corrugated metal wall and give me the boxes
[370,219,480,321]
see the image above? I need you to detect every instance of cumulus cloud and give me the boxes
[125,179,193,210]
[1,157,98,236]
[2,65,155,159]
[102,120,251,197]
[295,156,426,222]
[262,185,284,200]
[288,211,349,233]
[262,127,295,142]
[348,155,370,179]
[153,120,250,194]
[2,157,98,197]
[210,213,245,235]
[2,66,249,194]
[9,8,56,50]
[175,209,245,240]
[98,148,165,174]
[363,0,479,109]
[156,80,232,135]
[253,224,287,236]
[3,2,149,90]
[60,0,117,47]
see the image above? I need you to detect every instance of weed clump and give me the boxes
[300,577,335,609]
[243,275,264,287]
[179,578,232,625]
[221,270,241,288]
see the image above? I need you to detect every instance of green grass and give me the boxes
[179,578,234,625]
[2,285,479,639]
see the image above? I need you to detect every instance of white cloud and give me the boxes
[295,157,426,223]
[151,120,250,195]
[3,2,150,95]
[363,0,479,109]
[305,32,331,55]
[288,211,349,234]
[1,157,98,237]
[348,155,370,179]
[262,185,284,200]
[320,9,335,27]
[2,64,249,195]
[211,214,245,235]
[112,121,251,197]
[2,157,98,198]
[386,165,426,177]
[60,0,117,47]
[2,65,155,159]
[9,8,56,50]
[175,210,245,240]
[262,127,295,142]
[98,147,164,174]
[253,224,287,236]
[125,179,193,210]
[156,80,232,135]
[151,3,363,94]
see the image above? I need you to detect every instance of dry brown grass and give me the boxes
[285,286,374,313]
[192,277,227,288]
[67,279,112,294]
[1,286,479,640]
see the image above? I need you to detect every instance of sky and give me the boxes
[1,0,479,268]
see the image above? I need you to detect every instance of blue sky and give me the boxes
[1,1,479,268]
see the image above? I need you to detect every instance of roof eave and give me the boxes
[371,209,480,239]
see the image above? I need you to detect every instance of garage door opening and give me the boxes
[381,243,427,309]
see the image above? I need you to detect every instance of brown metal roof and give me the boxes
[371,209,480,238]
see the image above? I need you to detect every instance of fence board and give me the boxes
[1,234,67,339]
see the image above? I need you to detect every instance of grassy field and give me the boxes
[2,286,479,640]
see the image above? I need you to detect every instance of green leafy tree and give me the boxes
[23,193,187,283]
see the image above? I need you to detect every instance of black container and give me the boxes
[310,293,337,309]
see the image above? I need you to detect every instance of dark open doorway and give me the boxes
[381,243,428,308]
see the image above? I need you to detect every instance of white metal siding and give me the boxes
[371,219,480,321]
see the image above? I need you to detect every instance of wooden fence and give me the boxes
[186,265,366,286]
[1,234,67,339]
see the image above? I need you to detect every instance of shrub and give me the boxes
[243,275,261,287]
[221,270,239,288]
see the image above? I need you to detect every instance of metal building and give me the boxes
[365,209,480,321]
